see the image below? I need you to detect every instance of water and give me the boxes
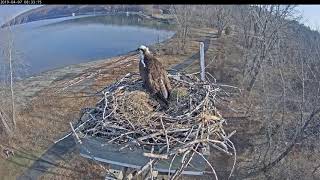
[0,14,174,78]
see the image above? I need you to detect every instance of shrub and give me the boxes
[225,26,232,35]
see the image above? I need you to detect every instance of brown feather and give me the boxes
[139,52,171,106]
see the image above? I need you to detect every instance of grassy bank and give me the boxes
[0,25,217,178]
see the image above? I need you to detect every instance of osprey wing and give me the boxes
[161,68,172,99]
[147,69,161,95]
[149,57,171,101]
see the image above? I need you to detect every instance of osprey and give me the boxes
[137,45,172,107]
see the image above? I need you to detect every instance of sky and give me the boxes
[0,5,320,30]
[297,5,320,30]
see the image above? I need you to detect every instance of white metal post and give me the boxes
[200,42,205,81]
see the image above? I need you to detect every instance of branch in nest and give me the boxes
[71,72,239,179]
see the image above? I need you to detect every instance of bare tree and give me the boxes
[206,5,232,37]
[246,30,320,178]
[235,5,299,92]
[232,5,320,179]
[170,5,195,53]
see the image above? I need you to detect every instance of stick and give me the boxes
[70,72,239,179]
[70,122,82,144]
[143,152,168,159]
[160,117,170,153]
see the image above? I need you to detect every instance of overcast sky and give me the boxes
[0,5,320,30]
[297,5,320,30]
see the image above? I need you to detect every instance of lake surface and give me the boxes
[0,14,174,78]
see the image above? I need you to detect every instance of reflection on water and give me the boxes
[0,14,174,79]
[43,13,174,30]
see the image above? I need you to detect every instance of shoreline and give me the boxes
[13,13,176,83]
[2,11,173,28]
[13,31,176,107]
[2,25,215,179]
[19,30,175,84]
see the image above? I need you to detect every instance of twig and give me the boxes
[160,117,170,153]
[71,72,238,179]
[143,152,168,159]
[70,122,82,144]
[192,148,218,180]
[226,138,237,179]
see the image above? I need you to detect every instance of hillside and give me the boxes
[1,5,320,180]
[1,5,171,28]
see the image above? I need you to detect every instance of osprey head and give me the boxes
[137,45,150,54]
[137,45,150,68]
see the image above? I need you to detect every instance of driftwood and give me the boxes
[72,72,237,179]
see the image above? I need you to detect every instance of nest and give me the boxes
[73,72,237,179]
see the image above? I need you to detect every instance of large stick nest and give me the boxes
[73,72,237,179]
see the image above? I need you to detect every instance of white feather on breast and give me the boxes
[139,51,146,67]
[161,79,168,99]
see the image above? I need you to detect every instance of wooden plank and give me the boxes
[200,42,205,81]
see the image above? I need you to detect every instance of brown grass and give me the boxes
[0,27,217,179]
[39,151,107,180]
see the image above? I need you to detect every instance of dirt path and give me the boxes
[17,38,212,180]
[17,136,76,180]
[171,38,211,72]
